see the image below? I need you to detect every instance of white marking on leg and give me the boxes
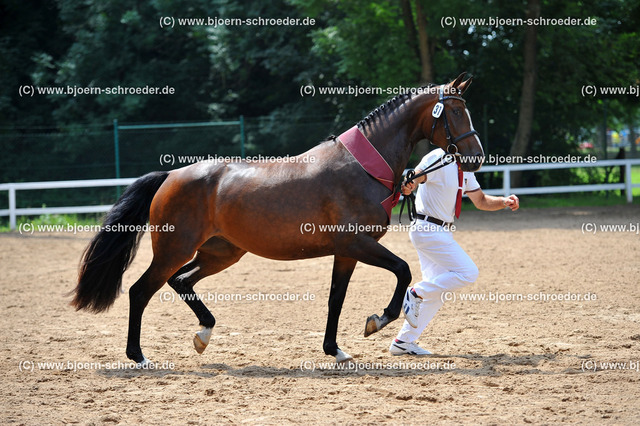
[136,356,150,368]
[335,349,353,364]
[197,326,212,344]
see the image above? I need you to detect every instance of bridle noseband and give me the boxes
[429,85,479,156]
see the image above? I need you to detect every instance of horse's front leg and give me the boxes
[336,235,412,337]
[323,256,358,363]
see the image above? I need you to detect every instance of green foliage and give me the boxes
[1,0,639,211]
[308,0,419,87]
[0,0,71,127]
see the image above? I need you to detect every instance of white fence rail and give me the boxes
[0,178,136,230]
[1,159,639,230]
[478,159,640,200]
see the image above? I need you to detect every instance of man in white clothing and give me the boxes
[389,148,519,356]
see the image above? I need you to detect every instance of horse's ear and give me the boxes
[450,72,467,89]
[457,77,473,95]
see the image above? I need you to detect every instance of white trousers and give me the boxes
[395,222,479,343]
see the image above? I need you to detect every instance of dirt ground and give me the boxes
[1,205,639,425]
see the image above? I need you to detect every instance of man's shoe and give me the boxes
[402,287,422,328]
[389,339,431,356]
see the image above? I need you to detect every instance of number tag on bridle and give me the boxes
[432,102,444,118]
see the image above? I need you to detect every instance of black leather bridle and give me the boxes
[407,85,480,185]
[399,85,480,223]
[428,85,479,156]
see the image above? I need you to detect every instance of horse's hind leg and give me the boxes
[126,253,196,364]
[167,237,246,354]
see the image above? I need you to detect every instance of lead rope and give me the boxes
[398,153,455,224]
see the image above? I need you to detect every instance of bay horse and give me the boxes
[71,73,484,365]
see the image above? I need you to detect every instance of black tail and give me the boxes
[71,171,170,313]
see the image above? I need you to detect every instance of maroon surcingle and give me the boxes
[338,126,399,220]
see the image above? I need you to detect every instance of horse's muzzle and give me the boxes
[459,154,484,172]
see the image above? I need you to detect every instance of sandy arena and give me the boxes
[1,205,639,424]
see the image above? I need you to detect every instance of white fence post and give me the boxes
[9,185,16,230]
[9,184,17,231]
[503,168,511,197]
[625,162,633,203]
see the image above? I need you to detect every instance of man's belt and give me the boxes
[416,214,452,228]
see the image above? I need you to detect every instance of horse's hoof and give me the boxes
[335,349,353,364]
[194,327,212,354]
[364,313,394,337]
[364,314,382,337]
[194,335,207,354]
[136,356,151,368]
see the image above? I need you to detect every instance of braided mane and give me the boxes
[358,84,436,127]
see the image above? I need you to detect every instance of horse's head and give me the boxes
[421,73,484,172]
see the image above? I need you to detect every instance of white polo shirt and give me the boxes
[414,148,481,223]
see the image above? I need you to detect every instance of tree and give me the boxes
[44,0,214,125]
[2,0,639,188]
[509,0,540,188]
[0,0,71,128]
[400,0,433,84]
